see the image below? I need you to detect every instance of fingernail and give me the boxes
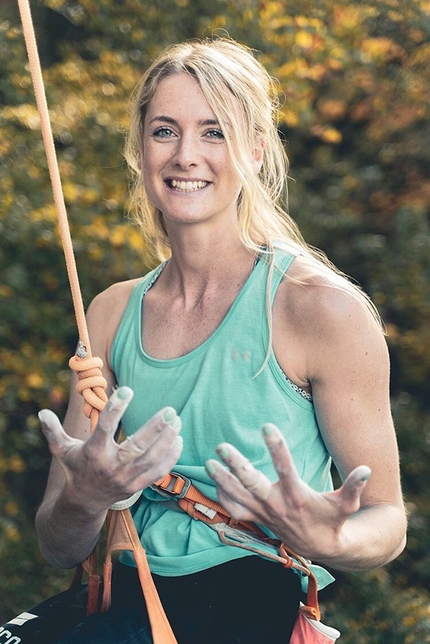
[38,410,47,424]
[163,407,177,423]
[262,423,275,436]
[172,415,182,430]
[38,409,57,424]
[216,444,230,459]
[205,460,217,476]
[106,387,133,411]
[117,386,133,401]
[361,470,371,483]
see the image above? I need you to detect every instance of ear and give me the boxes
[252,138,265,174]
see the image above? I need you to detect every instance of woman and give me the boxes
[36,38,407,643]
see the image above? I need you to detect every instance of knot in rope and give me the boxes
[69,355,108,428]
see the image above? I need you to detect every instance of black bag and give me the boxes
[0,584,89,644]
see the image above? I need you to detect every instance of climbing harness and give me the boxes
[16,1,340,641]
[153,472,315,575]
[152,472,321,617]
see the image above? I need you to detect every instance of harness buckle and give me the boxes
[150,472,192,499]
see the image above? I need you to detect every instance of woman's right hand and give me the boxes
[38,386,183,514]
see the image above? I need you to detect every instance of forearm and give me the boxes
[313,503,407,572]
[35,489,107,569]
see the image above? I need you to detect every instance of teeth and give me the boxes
[170,180,208,191]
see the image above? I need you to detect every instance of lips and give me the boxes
[168,179,209,192]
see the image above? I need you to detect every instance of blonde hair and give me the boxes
[125,37,383,331]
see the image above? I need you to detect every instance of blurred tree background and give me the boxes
[0,0,429,640]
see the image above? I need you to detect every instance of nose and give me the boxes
[172,133,198,169]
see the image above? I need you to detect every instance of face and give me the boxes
[142,73,243,231]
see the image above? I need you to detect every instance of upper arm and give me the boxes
[273,263,404,512]
[309,293,401,508]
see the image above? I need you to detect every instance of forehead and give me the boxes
[145,72,216,122]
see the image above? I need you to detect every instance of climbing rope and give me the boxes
[16,0,108,429]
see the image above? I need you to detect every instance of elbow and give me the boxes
[37,538,79,570]
[386,530,407,565]
[35,507,82,570]
[374,511,408,569]
[377,505,408,567]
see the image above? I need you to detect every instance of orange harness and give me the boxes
[152,471,320,620]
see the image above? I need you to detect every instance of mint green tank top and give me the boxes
[111,249,334,588]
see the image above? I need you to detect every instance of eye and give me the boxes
[152,126,176,138]
[205,128,225,141]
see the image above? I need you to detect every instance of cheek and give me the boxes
[141,151,162,188]
[142,143,172,176]
[142,174,160,204]
[141,161,160,204]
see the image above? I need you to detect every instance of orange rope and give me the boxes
[16,0,108,428]
[69,355,108,429]
[17,0,88,348]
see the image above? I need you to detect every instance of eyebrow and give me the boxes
[147,115,220,127]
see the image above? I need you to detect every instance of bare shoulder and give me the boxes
[277,255,383,338]
[88,278,141,317]
[86,278,142,368]
[273,255,388,386]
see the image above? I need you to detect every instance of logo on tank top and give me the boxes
[231,350,251,362]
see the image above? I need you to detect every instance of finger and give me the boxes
[133,435,184,489]
[124,412,182,471]
[215,444,272,501]
[38,409,78,457]
[112,433,184,508]
[205,459,259,521]
[216,489,256,521]
[261,423,301,492]
[117,435,145,465]
[127,407,181,454]
[337,465,372,513]
[92,386,134,445]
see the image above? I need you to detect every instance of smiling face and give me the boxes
[142,72,243,232]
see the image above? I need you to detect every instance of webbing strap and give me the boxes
[154,472,260,531]
[153,472,321,620]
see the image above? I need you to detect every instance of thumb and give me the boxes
[338,465,372,514]
[38,409,78,458]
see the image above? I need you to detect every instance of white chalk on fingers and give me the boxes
[236,463,272,500]
[117,435,147,464]
[159,407,181,431]
[38,409,60,426]
[105,386,134,412]
[38,409,75,457]
[261,422,284,447]
[38,410,66,444]
[350,465,372,485]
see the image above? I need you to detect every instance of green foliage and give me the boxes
[322,568,430,643]
[1,0,429,639]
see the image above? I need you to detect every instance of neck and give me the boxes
[159,228,257,307]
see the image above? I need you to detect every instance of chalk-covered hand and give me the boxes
[38,386,183,513]
[205,422,370,562]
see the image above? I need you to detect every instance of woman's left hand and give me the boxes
[205,422,371,562]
